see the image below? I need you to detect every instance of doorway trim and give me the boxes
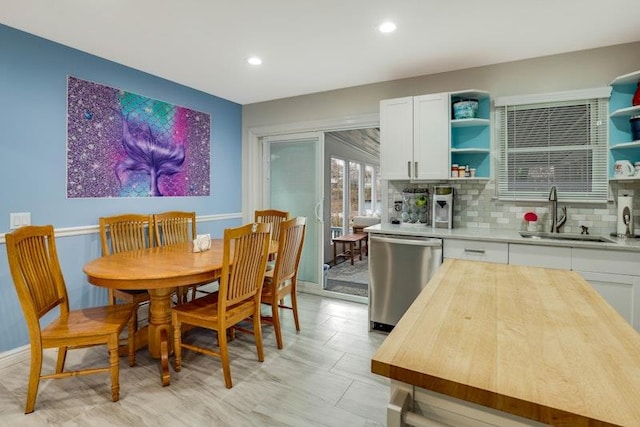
[244,113,379,222]
[244,113,379,302]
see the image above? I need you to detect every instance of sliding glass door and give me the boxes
[263,133,324,286]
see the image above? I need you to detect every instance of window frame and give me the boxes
[494,87,611,203]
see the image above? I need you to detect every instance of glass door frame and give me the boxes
[263,132,324,287]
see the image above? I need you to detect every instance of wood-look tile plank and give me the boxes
[0,293,388,426]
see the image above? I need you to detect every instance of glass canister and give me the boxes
[401,188,429,224]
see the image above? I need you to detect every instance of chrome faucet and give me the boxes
[548,186,567,233]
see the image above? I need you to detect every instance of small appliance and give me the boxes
[432,186,454,229]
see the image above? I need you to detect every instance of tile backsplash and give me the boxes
[387,179,640,236]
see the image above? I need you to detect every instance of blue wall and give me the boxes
[0,24,243,352]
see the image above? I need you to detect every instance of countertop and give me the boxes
[371,259,640,426]
[365,223,640,252]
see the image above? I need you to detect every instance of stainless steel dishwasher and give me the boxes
[368,233,442,332]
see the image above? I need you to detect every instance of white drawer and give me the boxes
[443,239,508,264]
[509,243,571,269]
[572,248,640,275]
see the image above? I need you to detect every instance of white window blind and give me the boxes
[496,96,609,202]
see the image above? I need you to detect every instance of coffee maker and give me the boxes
[432,186,453,229]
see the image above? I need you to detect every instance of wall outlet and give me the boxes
[9,212,31,229]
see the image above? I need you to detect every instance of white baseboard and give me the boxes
[0,344,30,370]
[299,281,367,305]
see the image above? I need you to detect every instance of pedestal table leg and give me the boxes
[147,287,173,386]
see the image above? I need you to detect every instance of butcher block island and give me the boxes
[371,259,640,427]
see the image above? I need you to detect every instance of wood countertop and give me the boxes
[371,259,640,426]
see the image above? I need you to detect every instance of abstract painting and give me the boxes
[66,76,210,198]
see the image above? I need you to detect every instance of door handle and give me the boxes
[314,201,322,222]
[407,161,411,179]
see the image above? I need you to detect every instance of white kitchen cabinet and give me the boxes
[572,247,640,331]
[380,96,414,180]
[379,93,449,180]
[575,271,637,328]
[443,239,508,264]
[508,244,571,269]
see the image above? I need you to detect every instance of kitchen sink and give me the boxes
[519,231,615,243]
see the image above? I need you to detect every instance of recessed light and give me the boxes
[378,22,396,33]
[247,56,262,65]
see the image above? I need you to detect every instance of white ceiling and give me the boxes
[2,1,640,105]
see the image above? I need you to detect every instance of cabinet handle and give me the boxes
[407,161,411,178]
[464,248,485,255]
[414,162,418,178]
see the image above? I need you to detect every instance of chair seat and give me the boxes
[261,276,293,298]
[42,304,136,342]
[261,280,275,299]
[173,292,257,326]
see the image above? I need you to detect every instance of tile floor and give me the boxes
[325,255,369,297]
[0,293,390,426]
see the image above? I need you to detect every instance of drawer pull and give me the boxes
[464,248,485,255]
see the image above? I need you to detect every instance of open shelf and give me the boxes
[610,105,640,118]
[610,140,640,150]
[608,70,640,179]
[450,147,490,154]
[610,70,640,86]
[447,177,491,181]
[449,90,491,179]
[451,118,490,128]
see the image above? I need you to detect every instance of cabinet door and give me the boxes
[572,247,640,331]
[576,271,639,331]
[509,244,571,269]
[413,93,449,180]
[380,97,414,180]
[443,239,508,264]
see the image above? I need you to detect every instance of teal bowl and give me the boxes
[453,99,478,119]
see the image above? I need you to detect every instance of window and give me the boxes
[330,157,345,238]
[364,164,380,215]
[349,161,361,220]
[331,157,380,236]
[495,88,610,202]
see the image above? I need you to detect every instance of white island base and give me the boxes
[387,380,547,427]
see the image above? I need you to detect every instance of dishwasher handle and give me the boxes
[370,235,442,248]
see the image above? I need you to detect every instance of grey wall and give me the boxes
[243,42,640,237]
[243,42,640,129]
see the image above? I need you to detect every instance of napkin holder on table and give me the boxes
[193,234,211,252]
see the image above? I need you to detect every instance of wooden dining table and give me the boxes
[83,239,276,386]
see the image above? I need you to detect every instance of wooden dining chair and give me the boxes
[254,209,289,243]
[154,211,196,246]
[153,211,206,303]
[99,213,154,330]
[172,222,272,388]
[5,225,136,413]
[260,216,306,349]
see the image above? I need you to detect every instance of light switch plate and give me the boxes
[9,212,31,229]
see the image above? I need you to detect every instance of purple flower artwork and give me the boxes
[66,76,210,198]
